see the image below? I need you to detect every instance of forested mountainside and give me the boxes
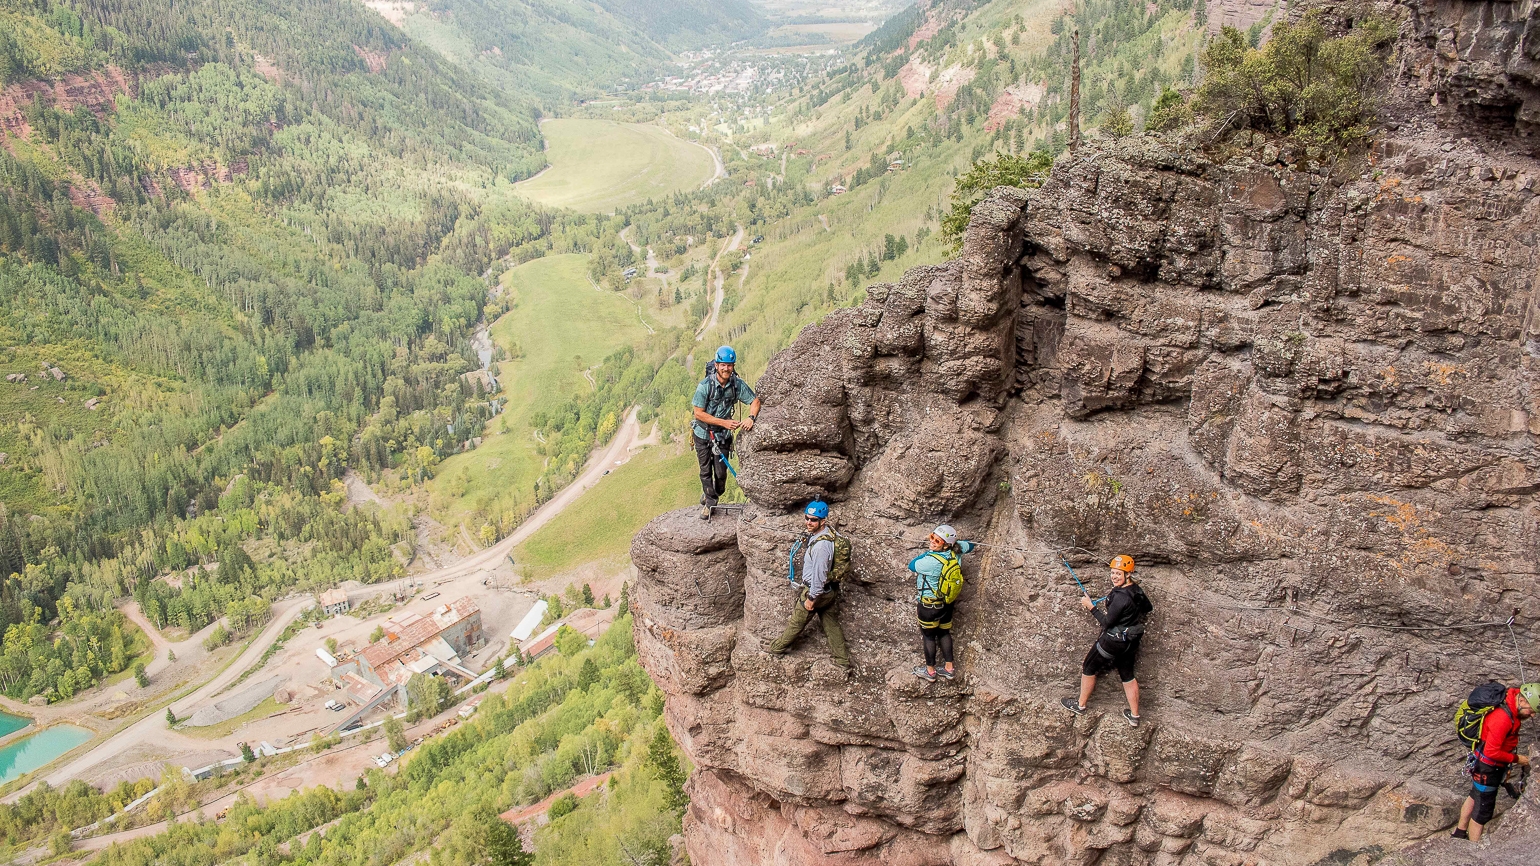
[0,0,689,703]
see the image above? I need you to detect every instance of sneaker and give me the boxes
[938,667,955,680]
[1060,698,1086,716]
[912,665,936,683]
[699,505,711,520]
[1451,828,1469,840]
[1123,709,1141,728]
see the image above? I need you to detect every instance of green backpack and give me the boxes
[1455,681,1509,752]
[827,529,852,585]
[925,551,964,604]
[790,528,852,586]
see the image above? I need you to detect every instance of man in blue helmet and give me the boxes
[691,345,761,520]
[766,501,851,671]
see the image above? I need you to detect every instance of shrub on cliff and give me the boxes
[1195,12,1394,149]
[1146,87,1194,133]
[941,149,1054,252]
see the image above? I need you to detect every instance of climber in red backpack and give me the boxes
[1453,683,1536,841]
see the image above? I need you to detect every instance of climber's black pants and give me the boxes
[694,433,730,506]
[917,601,954,667]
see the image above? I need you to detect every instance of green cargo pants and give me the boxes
[768,586,850,669]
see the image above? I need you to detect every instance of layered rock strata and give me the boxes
[632,6,1540,864]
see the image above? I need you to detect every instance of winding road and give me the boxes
[696,225,744,340]
[8,408,646,803]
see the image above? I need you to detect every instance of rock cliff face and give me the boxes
[631,4,1540,864]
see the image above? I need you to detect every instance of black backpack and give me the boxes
[1455,681,1511,753]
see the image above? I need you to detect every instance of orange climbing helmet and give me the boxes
[1109,555,1136,573]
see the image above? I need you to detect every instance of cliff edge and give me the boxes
[631,2,1540,863]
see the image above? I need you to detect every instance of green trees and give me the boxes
[941,150,1055,251]
[455,805,532,866]
[385,716,409,753]
[0,599,140,702]
[554,626,588,658]
[407,673,452,719]
[1195,13,1393,148]
[1145,87,1194,132]
[644,726,688,813]
[546,793,578,820]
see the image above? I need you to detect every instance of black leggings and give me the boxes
[922,631,954,667]
[917,601,954,667]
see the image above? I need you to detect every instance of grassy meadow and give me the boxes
[427,254,651,530]
[511,442,700,579]
[515,120,717,212]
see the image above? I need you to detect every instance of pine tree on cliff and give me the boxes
[645,726,688,812]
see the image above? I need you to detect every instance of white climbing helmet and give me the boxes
[933,524,958,545]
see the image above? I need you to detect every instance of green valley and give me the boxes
[513,121,718,213]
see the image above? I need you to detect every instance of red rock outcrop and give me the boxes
[0,67,137,139]
[631,3,1540,864]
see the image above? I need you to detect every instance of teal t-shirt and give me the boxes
[692,375,755,439]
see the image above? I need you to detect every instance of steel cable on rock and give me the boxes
[728,514,1524,640]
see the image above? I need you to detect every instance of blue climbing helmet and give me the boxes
[804,500,829,519]
[715,345,737,364]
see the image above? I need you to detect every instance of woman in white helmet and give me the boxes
[906,524,975,683]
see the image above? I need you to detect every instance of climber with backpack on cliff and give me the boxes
[1452,681,1537,841]
[908,524,975,683]
[766,500,853,673]
[691,345,761,520]
[1060,555,1153,727]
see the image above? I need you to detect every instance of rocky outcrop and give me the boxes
[631,5,1540,865]
[1402,0,1540,146]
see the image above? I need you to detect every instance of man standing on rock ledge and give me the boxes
[691,345,760,520]
[766,501,852,672]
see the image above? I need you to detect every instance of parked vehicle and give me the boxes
[423,592,441,601]
[324,699,344,711]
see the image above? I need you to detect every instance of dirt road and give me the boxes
[696,225,744,339]
[10,595,315,800]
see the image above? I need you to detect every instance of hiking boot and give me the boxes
[1122,709,1141,728]
[912,665,936,683]
[937,667,955,680]
[699,505,711,520]
[1451,828,1469,840]
[1059,698,1087,716]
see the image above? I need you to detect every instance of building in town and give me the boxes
[318,587,350,616]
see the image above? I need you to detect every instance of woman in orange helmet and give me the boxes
[1061,554,1153,727]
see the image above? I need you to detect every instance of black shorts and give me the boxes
[1082,636,1140,682]
[1470,760,1508,824]
[917,601,954,631]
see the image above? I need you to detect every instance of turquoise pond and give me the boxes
[0,723,92,784]
[0,711,26,740]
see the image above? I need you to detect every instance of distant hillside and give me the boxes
[374,0,767,103]
[591,0,767,50]
[0,0,576,702]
